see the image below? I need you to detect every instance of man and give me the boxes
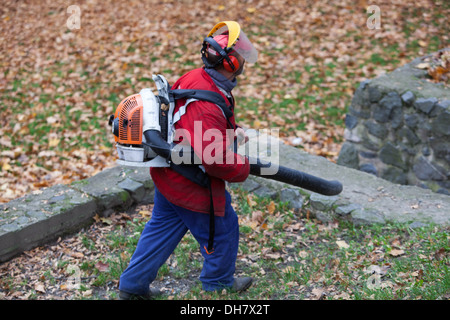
[118,21,258,299]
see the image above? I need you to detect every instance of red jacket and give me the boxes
[150,68,250,216]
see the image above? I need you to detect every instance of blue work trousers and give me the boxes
[119,188,239,294]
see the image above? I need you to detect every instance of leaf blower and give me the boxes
[108,74,343,196]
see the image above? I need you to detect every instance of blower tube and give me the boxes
[143,130,343,196]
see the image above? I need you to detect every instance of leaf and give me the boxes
[247,194,257,207]
[267,201,276,215]
[311,287,325,300]
[48,138,60,147]
[95,261,109,272]
[138,210,151,217]
[389,249,405,257]
[34,283,46,293]
[336,240,350,249]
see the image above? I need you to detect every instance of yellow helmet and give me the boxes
[201,21,258,67]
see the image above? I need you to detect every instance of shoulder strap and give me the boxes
[170,89,233,120]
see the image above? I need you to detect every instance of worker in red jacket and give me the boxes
[119,21,258,299]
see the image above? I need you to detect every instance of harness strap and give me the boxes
[168,88,236,256]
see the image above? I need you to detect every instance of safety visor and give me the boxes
[208,21,258,64]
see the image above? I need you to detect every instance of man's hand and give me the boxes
[235,127,249,146]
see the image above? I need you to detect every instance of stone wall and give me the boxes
[338,48,450,195]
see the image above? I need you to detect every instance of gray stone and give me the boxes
[70,166,132,211]
[351,208,386,226]
[359,163,377,176]
[359,79,371,90]
[49,194,67,204]
[359,150,378,159]
[413,156,446,181]
[368,86,382,103]
[118,178,145,202]
[409,221,428,229]
[382,92,403,109]
[253,186,277,199]
[309,193,339,212]
[382,166,407,185]
[431,110,450,136]
[364,120,388,139]
[337,142,359,169]
[401,91,415,105]
[421,146,431,157]
[404,113,419,128]
[280,188,304,210]
[372,103,391,123]
[335,203,362,216]
[349,106,371,119]
[232,178,261,192]
[379,142,406,170]
[429,100,449,117]
[390,106,403,129]
[430,139,450,162]
[398,127,420,146]
[345,114,358,129]
[0,184,97,263]
[414,97,438,114]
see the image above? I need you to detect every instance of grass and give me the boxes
[2,188,446,300]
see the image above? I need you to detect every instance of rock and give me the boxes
[359,163,377,176]
[309,193,339,212]
[382,166,407,185]
[345,114,358,129]
[280,188,304,210]
[335,203,362,216]
[431,110,450,136]
[404,113,419,128]
[379,142,406,170]
[364,120,388,139]
[337,142,359,169]
[118,178,145,202]
[401,91,415,105]
[351,208,386,226]
[368,86,382,103]
[409,221,428,229]
[70,166,132,211]
[374,92,402,123]
[413,156,446,181]
[414,97,438,114]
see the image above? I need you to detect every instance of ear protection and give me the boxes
[201,37,240,72]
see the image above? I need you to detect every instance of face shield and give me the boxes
[207,21,258,64]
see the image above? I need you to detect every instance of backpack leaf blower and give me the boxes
[108,74,343,196]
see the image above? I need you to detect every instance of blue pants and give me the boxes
[119,188,239,294]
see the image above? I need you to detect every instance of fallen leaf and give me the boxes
[95,261,109,272]
[138,210,151,217]
[267,201,276,215]
[389,249,405,257]
[311,287,325,300]
[34,283,46,293]
[247,194,257,207]
[336,240,350,249]
[415,62,430,69]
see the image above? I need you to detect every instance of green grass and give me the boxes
[5,188,444,300]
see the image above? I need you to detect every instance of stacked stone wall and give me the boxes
[338,49,450,194]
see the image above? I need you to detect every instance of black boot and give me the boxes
[231,277,253,292]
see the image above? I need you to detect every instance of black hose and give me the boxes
[248,157,343,196]
[143,130,343,196]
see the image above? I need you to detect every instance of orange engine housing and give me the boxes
[114,94,144,145]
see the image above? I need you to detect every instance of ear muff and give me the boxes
[223,55,239,72]
[201,37,239,72]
